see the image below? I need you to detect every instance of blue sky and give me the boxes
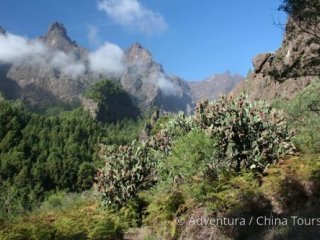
[0,0,287,81]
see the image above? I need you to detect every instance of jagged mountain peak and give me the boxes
[130,42,143,49]
[48,22,68,37]
[126,42,153,64]
[40,21,79,53]
[0,26,6,35]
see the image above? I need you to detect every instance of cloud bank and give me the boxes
[0,33,46,64]
[0,29,179,97]
[156,74,179,96]
[89,42,125,76]
[98,0,167,35]
[0,32,125,78]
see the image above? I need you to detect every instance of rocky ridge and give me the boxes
[189,71,243,102]
[0,23,194,112]
[121,43,193,113]
[0,22,242,113]
[231,16,320,101]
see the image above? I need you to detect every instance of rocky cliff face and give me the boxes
[121,43,193,113]
[39,22,85,56]
[231,17,320,101]
[3,23,98,106]
[188,71,243,102]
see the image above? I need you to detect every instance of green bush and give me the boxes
[0,181,25,220]
[88,216,124,240]
[39,191,94,212]
[143,187,185,239]
[96,141,158,208]
[194,94,294,172]
[148,112,196,156]
[159,130,218,183]
[273,79,320,153]
[85,79,139,123]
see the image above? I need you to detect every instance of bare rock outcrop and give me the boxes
[231,16,320,101]
[121,43,193,113]
[189,71,244,103]
[253,53,272,73]
[81,97,99,119]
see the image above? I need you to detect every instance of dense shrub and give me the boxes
[96,94,295,211]
[85,79,139,123]
[159,130,217,183]
[148,112,196,155]
[143,187,185,239]
[0,192,125,240]
[103,117,147,146]
[273,79,320,153]
[95,141,158,208]
[194,94,294,172]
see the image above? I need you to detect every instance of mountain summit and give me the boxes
[40,22,83,55]
[121,42,193,112]
[125,42,153,64]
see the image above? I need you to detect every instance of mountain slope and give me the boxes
[121,43,193,113]
[188,71,243,102]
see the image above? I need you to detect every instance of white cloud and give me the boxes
[87,25,101,47]
[0,32,86,78]
[49,51,86,78]
[97,0,167,35]
[156,74,179,96]
[0,33,47,63]
[0,31,125,79]
[89,42,125,77]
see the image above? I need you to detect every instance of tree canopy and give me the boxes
[85,79,140,123]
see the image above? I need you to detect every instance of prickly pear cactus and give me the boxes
[194,94,295,171]
[96,141,158,207]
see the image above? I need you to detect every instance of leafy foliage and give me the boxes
[85,79,139,123]
[148,112,196,155]
[103,118,147,146]
[143,187,185,239]
[194,94,294,172]
[0,100,106,216]
[96,94,294,214]
[0,192,125,240]
[273,79,320,153]
[96,141,158,208]
[159,130,217,183]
